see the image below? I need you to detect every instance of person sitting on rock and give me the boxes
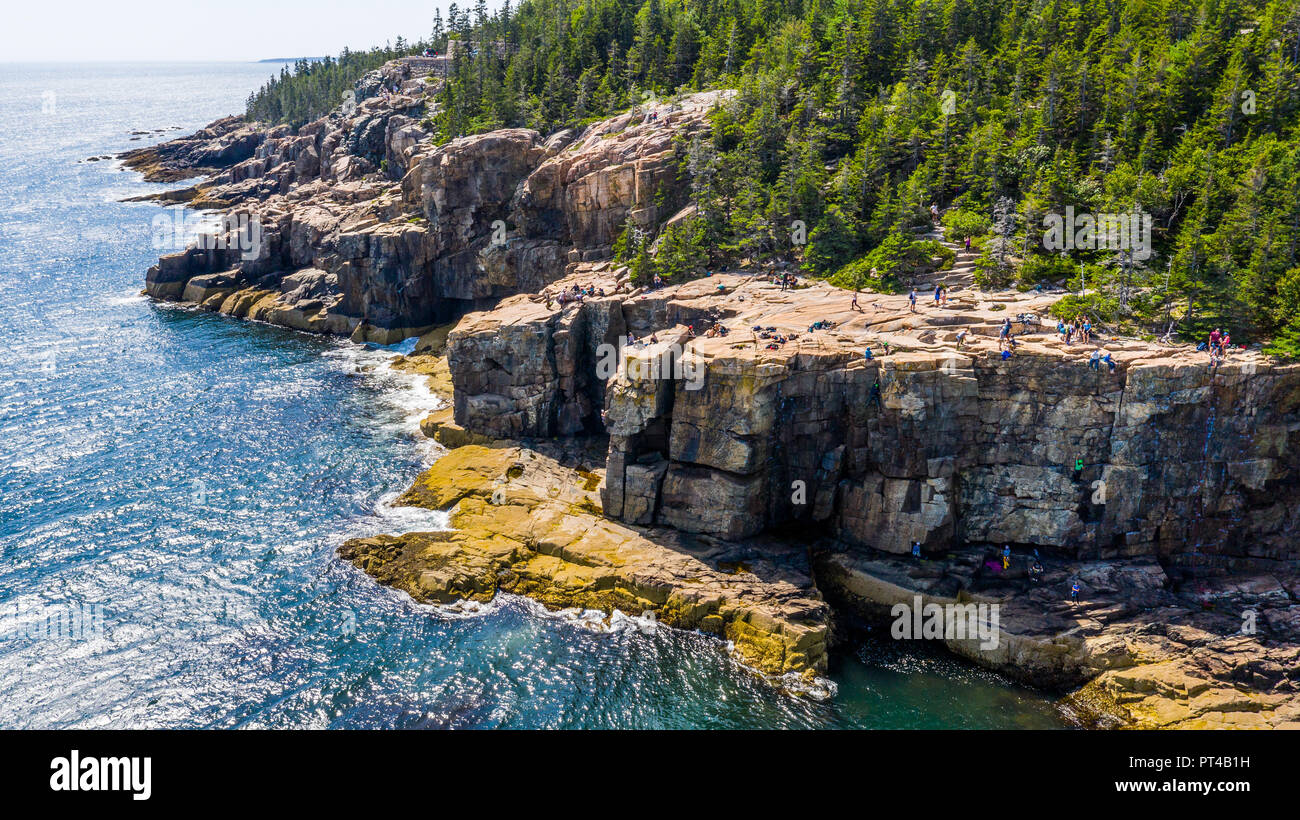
[863,347,874,361]
[1088,349,1101,371]
[1103,352,1116,373]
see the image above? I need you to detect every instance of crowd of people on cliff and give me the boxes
[1056,316,1094,345]
[548,283,606,308]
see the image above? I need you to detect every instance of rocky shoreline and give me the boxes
[124,57,1300,727]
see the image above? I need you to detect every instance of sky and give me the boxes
[2,1,502,62]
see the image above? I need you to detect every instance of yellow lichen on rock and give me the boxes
[340,443,831,679]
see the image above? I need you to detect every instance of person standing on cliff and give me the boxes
[851,290,860,312]
[1002,544,1011,571]
[912,541,921,560]
[909,288,918,312]
[1070,582,1081,604]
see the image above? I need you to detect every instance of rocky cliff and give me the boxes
[128,60,726,343]
[132,60,1300,723]
[435,271,1300,724]
[447,273,1300,572]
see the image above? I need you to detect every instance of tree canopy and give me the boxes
[248,0,1300,352]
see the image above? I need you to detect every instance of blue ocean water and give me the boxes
[0,62,1066,729]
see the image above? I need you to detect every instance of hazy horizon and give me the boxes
[3,0,504,63]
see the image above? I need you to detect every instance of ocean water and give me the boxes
[0,62,1067,729]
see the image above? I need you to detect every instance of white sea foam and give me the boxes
[323,338,446,453]
[104,293,148,307]
[370,487,451,533]
[513,596,662,636]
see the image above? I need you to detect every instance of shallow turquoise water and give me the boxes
[0,62,1067,729]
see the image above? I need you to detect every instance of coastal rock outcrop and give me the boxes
[133,60,1300,721]
[338,443,831,682]
[445,272,1300,571]
[128,64,725,343]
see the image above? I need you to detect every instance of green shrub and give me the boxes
[1263,319,1300,359]
[1017,253,1076,288]
[828,233,938,293]
[940,208,991,241]
[1048,293,1118,324]
[973,245,1014,289]
[653,218,709,283]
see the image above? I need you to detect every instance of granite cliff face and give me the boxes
[132,60,1300,721]
[446,275,1300,571]
[128,60,726,343]
[435,273,1300,723]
